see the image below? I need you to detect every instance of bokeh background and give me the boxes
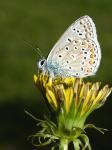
[0,0,112,149]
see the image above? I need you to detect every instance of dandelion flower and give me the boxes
[30,70,112,150]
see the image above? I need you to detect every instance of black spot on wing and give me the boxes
[68,38,72,42]
[59,55,62,57]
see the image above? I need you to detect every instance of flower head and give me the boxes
[33,71,111,149]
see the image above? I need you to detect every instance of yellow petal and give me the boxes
[64,87,74,112]
[34,74,37,83]
[46,88,58,109]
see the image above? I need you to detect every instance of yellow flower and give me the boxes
[34,71,111,117]
[33,71,111,149]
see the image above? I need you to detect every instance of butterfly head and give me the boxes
[38,59,47,70]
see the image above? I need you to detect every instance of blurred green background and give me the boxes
[0,0,112,149]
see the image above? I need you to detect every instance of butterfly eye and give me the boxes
[40,60,45,66]
[39,59,46,69]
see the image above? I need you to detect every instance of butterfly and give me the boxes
[38,15,101,78]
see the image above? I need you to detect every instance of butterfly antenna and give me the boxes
[36,47,44,59]
[23,40,43,59]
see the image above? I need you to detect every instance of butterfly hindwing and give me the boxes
[46,15,101,77]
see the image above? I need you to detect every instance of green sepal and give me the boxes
[84,123,108,134]
[25,110,108,150]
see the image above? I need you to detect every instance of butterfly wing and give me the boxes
[47,15,101,77]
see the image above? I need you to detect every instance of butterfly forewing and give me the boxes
[46,15,101,77]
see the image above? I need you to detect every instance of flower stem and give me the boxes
[73,140,80,150]
[59,139,68,150]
